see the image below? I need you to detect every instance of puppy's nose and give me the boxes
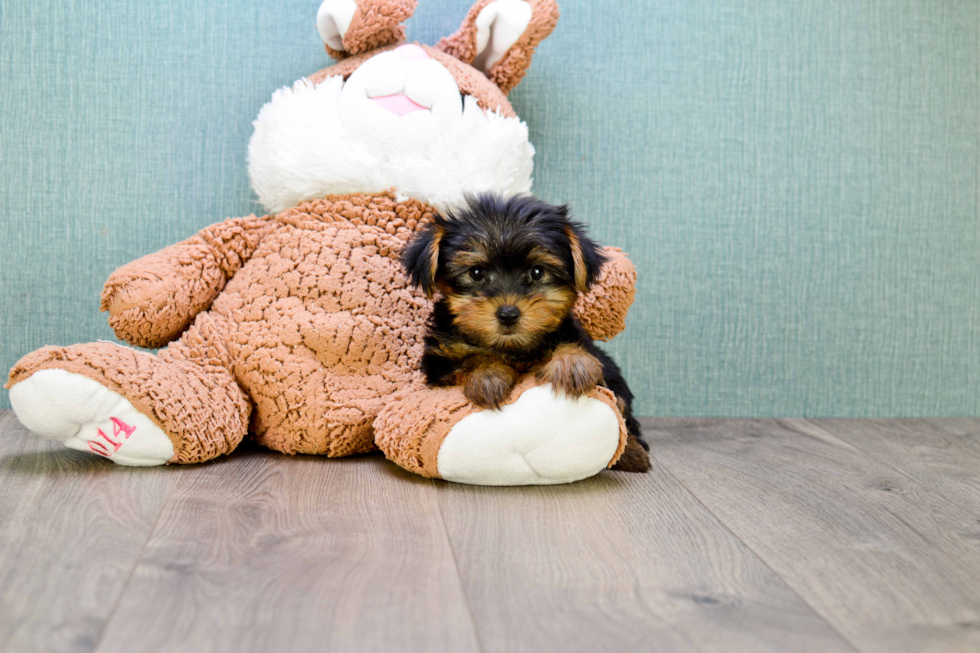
[496,305,521,326]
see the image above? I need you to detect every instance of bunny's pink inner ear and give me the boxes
[436,0,559,95]
[317,0,417,60]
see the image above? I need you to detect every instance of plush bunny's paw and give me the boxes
[9,369,174,466]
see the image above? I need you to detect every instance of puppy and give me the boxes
[401,193,650,473]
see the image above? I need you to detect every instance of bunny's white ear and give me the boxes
[436,0,559,95]
[472,0,534,72]
[317,0,358,52]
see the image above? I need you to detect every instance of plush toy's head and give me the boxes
[248,0,560,215]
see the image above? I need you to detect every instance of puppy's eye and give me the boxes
[469,267,486,282]
[529,266,545,282]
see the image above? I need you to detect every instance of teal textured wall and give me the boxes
[1,0,978,416]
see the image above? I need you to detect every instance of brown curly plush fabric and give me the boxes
[573,247,637,342]
[324,0,417,60]
[8,191,635,465]
[345,0,417,55]
[436,0,560,94]
[374,376,627,479]
[209,193,435,457]
[100,214,274,349]
[316,42,403,78]
[373,385,478,477]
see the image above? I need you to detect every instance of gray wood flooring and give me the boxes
[1,411,979,653]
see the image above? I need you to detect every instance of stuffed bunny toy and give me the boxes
[7,0,637,485]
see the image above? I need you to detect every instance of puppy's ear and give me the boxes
[563,216,606,294]
[317,0,417,60]
[436,0,559,94]
[402,221,444,298]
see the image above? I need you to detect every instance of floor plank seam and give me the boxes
[643,434,865,653]
[429,479,486,653]
[88,470,183,653]
[794,419,980,523]
[924,419,978,437]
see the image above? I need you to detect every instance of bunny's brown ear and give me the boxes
[317,0,418,60]
[435,0,559,94]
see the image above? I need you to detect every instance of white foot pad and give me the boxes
[436,385,621,486]
[9,369,175,466]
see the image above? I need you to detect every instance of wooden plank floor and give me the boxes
[2,412,979,653]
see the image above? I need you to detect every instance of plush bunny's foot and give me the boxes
[9,369,174,466]
[374,378,628,486]
[438,384,623,485]
[7,335,250,464]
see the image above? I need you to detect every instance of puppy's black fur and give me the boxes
[402,193,649,472]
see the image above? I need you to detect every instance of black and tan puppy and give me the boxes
[402,193,650,473]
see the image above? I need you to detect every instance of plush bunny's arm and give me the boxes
[574,247,637,342]
[100,214,276,349]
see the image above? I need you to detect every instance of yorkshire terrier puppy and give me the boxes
[402,193,650,473]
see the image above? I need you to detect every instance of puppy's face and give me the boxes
[403,194,607,352]
[441,233,577,351]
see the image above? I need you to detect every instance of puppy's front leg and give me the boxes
[536,343,604,398]
[460,356,519,410]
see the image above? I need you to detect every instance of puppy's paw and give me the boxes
[612,435,651,473]
[464,365,518,410]
[537,344,604,399]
